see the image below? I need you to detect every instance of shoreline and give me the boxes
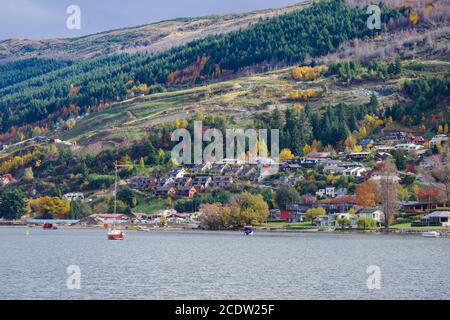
[1,222,449,237]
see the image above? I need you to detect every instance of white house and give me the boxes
[316,213,356,227]
[430,134,448,146]
[343,167,367,177]
[394,143,426,154]
[358,208,384,224]
[63,192,85,202]
[316,187,347,199]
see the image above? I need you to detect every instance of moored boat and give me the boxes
[107,229,125,240]
[422,231,441,238]
[244,226,254,236]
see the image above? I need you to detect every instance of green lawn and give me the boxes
[389,223,450,231]
[135,198,166,214]
[260,221,317,229]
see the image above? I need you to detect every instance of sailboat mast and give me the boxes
[114,162,118,215]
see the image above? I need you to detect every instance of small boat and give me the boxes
[137,227,150,232]
[107,229,125,240]
[244,226,254,236]
[422,231,441,238]
[43,223,57,230]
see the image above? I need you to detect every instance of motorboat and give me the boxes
[107,228,125,240]
[244,226,254,236]
[422,231,441,238]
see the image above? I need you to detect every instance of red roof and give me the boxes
[329,195,356,204]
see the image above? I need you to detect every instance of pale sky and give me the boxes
[0,0,303,40]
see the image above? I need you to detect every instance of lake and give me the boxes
[0,227,448,300]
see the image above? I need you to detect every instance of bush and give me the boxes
[357,217,377,229]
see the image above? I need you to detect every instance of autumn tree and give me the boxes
[356,180,378,208]
[30,196,70,219]
[305,207,326,222]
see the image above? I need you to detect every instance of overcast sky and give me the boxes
[0,0,303,40]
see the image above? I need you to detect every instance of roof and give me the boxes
[424,211,450,218]
[359,208,382,214]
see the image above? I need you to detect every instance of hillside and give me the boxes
[0,1,310,63]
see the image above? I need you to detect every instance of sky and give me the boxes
[0,0,303,40]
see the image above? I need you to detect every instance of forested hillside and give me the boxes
[0,0,401,134]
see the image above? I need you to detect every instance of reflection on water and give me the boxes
[0,228,449,300]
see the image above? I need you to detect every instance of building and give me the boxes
[176,186,197,198]
[343,167,367,177]
[316,187,347,199]
[191,176,212,191]
[128,176,156,190]
[155,186,176,197]
[212,176,234,189]
[0,174,14,188]
[174,177,192,188]
[62,192,85,202]
[190,163,212,175]
[168,168,187,179]
[348,152,371,161]
[430,134,448,146]
[394,143,426,155]
[413,211,450,227]
[358,208,384,224]
[210,163,229,175]
[316,213,356,227]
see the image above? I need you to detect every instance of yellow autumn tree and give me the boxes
[279,149,295,161]
[30,197,70,219]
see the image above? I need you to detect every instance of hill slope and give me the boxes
[0,1,310,63]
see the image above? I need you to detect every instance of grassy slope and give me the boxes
[55,58,449,156]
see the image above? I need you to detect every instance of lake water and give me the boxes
[0,227,449,300]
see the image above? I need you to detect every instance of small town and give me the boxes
[2,128,449,236]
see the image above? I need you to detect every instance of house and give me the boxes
[155,177,175,189]
[174,177,192,188]
[155,186,176,197]
[359,138,374,147]
[223,165,243,177]
[128,176,156,190]
[191,176,212,191]
[0,174,14,188]
[374,145,395,153]
[212,176,234,189]
[190,163,212,174]
[407,135,425,144]
[358,208,384,224]
[316,213,356,227]
[413,211,450,227]
[401,201,447,214]
[168,168,188,179]
[343,167,367,177]
[210,163,229,175]
[373,151,392,161]
[62,192,85,202]
[316,187,347,199]
[395,143,426,154]
[348,152,371,161]
[384,131,407,142]
[88,214,129,224]
[281,204,313,222]
[176,186,197,198]
[430,134,448,146]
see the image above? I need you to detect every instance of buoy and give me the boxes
[25,229,30,236]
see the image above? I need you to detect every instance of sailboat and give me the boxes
[107,162,125,240]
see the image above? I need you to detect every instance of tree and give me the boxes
[30,196,70,219]
[69,200,92,219]
[275,186,300,210]
[357,217,377,229]
[378,161,400,229]
[279,148,295,160]
[23,167,34,181]
[0,188,28,220]
[305,207,326,222]
[198,203,223,230]
[336,216,351,229]
[234,192,269,226]
[117,187,137,208]
[356,180,378,208]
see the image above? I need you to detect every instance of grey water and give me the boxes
[0,227,448,300]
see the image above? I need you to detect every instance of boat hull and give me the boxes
[107,231,125,240]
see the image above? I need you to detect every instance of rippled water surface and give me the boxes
[0,227,449,299]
